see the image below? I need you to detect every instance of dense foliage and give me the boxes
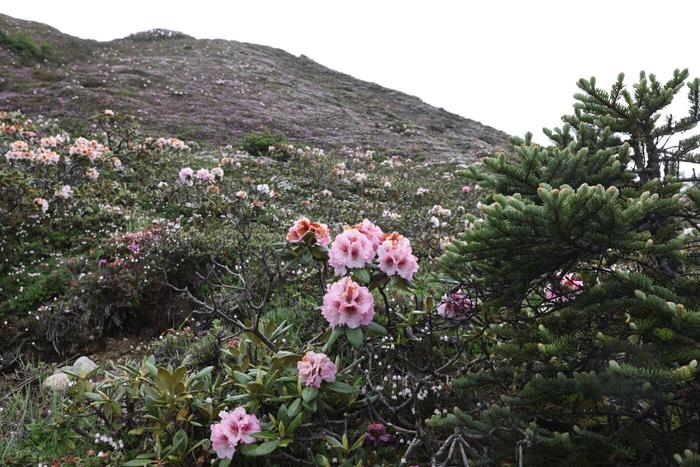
[435,70,700,465]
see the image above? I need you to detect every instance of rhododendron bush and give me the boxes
[0,108,476,465]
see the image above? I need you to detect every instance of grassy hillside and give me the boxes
[0,13,508,160]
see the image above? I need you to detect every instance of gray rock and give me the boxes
[43,372,71,391]
[72,356,97,375]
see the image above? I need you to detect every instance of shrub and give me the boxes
[0,26,52,63]
[239,130,287,157]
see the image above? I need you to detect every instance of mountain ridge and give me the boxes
[0,13,509,159]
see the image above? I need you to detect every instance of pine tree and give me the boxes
[433,70,700,466]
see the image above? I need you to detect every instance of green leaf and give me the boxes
[240,440,280,457]
[193,366,214,380]
[322,327,344,353]
[302,386,319,402]
[288,412,303,433]
[232,371,252,384]
[346,327,363,349]
[352,268,371,284]
[325,381,358,394]
[251,431,278,441]
[172,429,188,454]
[324,435,344,450]
[350,433,368,450]
[287,398,302,417]
[365,321,387,336]
[84,392,105,402]
[122,458,155,467]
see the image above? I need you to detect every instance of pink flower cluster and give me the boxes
[376,232,419,281]
[437,289,475,320]
[5,141,33,161]
[34,148,60,164]
[196,168,213,181]
[4,141,63,164]
[178,167,224,184]
[297,351,337,388]
[328,228,376,276]
[34,197,49,214]
[287,217,331,247]
[322,277,375,328]
[354,219,384,249]
[40,135,66,148]
[544,274,584,304]
[69,137,109,161]
[210,408,260,459]
[328,219,418,278]
[55,185,73,199]
[156,137,188,150]
[178,167,193,184]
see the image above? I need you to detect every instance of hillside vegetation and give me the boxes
[1,13,700,467]
[0,13,508,160]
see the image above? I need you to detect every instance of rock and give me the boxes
[43,372,71,391]
[72,356,97,375]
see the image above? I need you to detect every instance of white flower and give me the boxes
[55,185,73,199]
[210,167,224,179]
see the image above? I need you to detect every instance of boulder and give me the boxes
[72,356,97,375]
[43,372,71,391]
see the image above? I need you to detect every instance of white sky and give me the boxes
[3,1,700,140]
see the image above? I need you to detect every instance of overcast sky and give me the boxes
[3,1,700,139]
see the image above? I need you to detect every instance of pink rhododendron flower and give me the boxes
[328,229,375,276]
[211,166,224,180]
[156,137,188,150]
[55,185,73,199]
[179,167,193,184]
[196,168,213,181]
[544,274,584,304]
[322,277,375,328]
[40,135,66,148]
[34,197,49,214]
[236,190,248,200]
[296,351,337,388]
[462,185,471,193]
[437,290,475,320]
[210,407,260,459]
[128,242,140,254]
[5,140,33,161]
[34,148,60,164]
[287,217,331,247]
[69,137,108,161]
[376,232,419,281]
[353,219,384,250]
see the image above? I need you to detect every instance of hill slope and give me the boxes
[0,13,509,159]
